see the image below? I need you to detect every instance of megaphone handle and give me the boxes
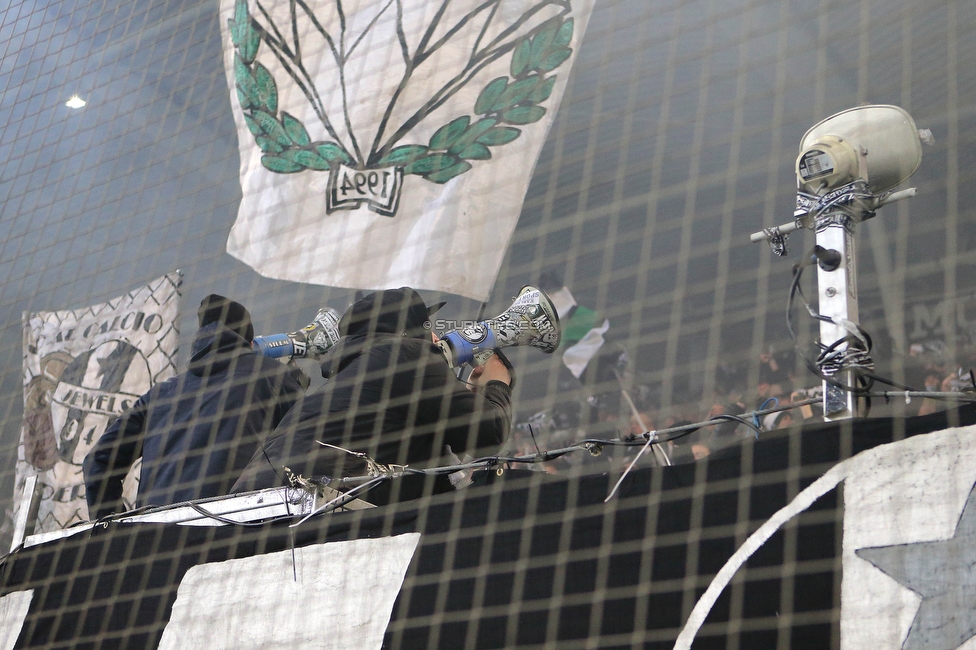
[254,331,309,359]
[472,350,495,366]
[252,333,295,358]
[443,329,497,367]
[435,340,462,369]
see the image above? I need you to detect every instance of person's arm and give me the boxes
[421,351,513,457]
[83,397,148,519]
[467,353,512,390]
[231,358,315,494]
[271,363,307,428]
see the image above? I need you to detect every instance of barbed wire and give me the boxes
[86,393,976,528]
[319,397,828,492]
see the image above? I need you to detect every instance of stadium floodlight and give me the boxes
[751,105,929,420]
[797,105,923,195]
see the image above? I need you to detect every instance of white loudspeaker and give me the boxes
[252,308,341,360]
[441,285,561,367]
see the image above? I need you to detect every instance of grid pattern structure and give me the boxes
[2,0,976,646]
[3,406,972,649]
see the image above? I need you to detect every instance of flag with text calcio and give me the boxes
[219,0,597,301]
[16,273,182,533]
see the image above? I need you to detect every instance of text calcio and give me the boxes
[53,311,165,343]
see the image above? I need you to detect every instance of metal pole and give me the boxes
[10,475,42,553]
[815,215,859,420]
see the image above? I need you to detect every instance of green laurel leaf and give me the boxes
[261,155,304,173]
[228,18,243,48]
[476,126,521,146]
[234,54,256,109]
[501,105,546,125]
[281,112,311,146]
[492,76,541,111]
[529,18,560,70]
[553,18,574,49]
[233,53,250,85]
[233,0,248,38]
[232,0,357,175]
[511,39,532,78]
[315,142,353,165]
[236,87,253,112]
[282,148,330,170]
[538,48,572,73]
[447,117,497,155]
[404,153,457,175]
[425,160,472,183]
[429,116,470,150]
[252,110,291,145]
[377,145,429,166]
[240,22,260,64]
[350,12,572,186]
[243,113,262,136]
[456,143,491,160]
[526,76,557,104]
[230,0,248,46]
[475,78,508,115]
[255,136,284,154]
[252,62,277,114]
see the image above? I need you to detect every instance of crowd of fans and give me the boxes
[508,341,976,472]
[80,287,976,512]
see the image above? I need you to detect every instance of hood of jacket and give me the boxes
[339,287,432,339]
[319,333,386,380]
[187,323,255,377]
[318,331,440,380]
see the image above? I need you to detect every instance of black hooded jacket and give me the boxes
[232,290,512,504]
[84,323,304,518]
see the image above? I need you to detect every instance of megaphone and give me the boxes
[439,285,561,367]
[253,307,342,360]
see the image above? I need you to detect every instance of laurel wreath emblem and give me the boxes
[228,0,574,184]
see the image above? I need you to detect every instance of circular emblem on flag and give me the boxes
[50,340,151,466]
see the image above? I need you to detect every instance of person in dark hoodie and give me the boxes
[231,287,513,505]
[83,295,305,519]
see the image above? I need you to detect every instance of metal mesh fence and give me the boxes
[1,0,975,647]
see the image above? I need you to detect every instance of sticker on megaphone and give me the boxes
[440,285,561,367]
[253,307,341,360]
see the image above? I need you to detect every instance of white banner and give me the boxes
[0,591,33,650]
[841,426,976,650]
[675,425,976,650]
[16,273,182,532]
[158,534,420,650]
[220,0,597,301]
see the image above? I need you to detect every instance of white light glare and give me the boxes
[65,95,86,109]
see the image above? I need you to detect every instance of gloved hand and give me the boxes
[298,307,342,358]
[252,307,342,360]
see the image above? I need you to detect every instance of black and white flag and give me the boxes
[220,0,597,301]
[675,423,976,650]
[16,273,181,532]
[842,426,976,650]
